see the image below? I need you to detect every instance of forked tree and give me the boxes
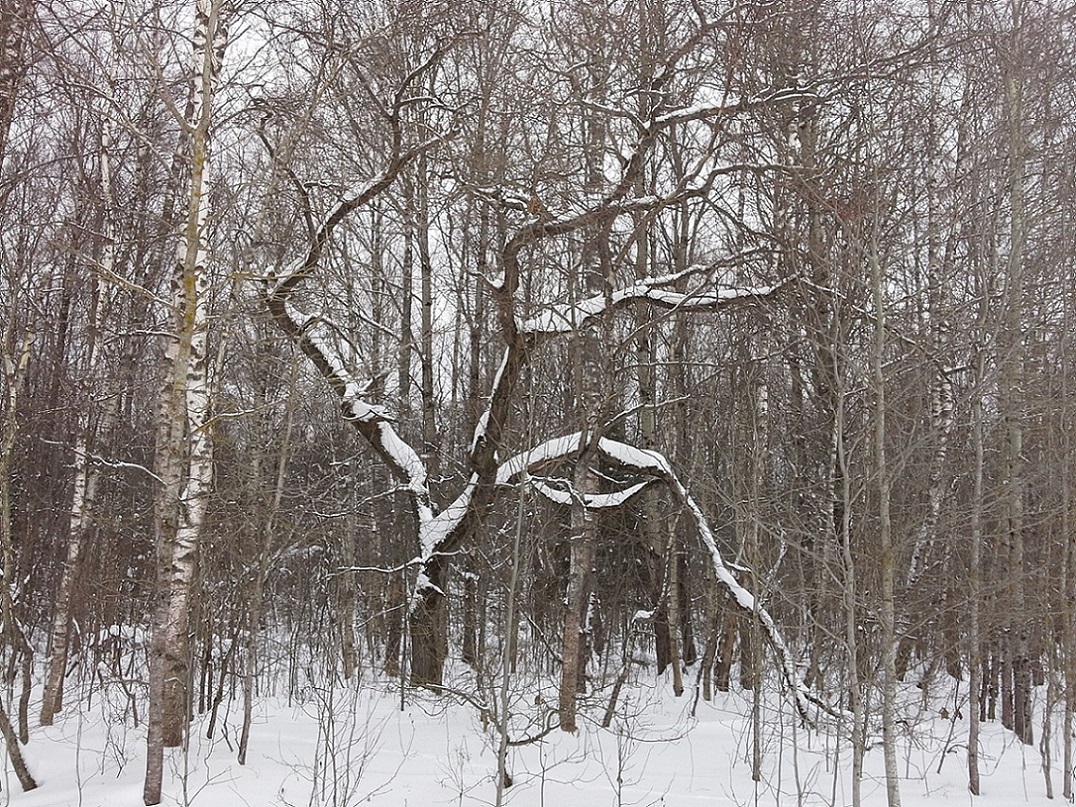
[260,0,832,726]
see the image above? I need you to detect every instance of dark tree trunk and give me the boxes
[410,558,448,688]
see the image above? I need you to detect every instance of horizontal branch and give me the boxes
[530,478,653,509]
[653,86,819,127]
[519,261,793,336]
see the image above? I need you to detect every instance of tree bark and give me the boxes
[409,558,449,688]
[558,456,598,732]
[0,0,33,158]
[1001,2,1032,746]
[837,350,864,807]
[0,697,34,791]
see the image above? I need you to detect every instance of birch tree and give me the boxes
[144,1,228,803]
[0,0,38,789]
[0,304,37,792]
[0,0,33,158]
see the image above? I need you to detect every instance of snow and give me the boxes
[411,568,444,600]
[494,433,667,501]
[374,423,433,525]
[655,101,738,125]
[653,87,818,128]
[5,669,1065,807]
[468,350,510,454]
[530,479,651,509]
[417,477,478,557]
[496,434,584,485]
[344,383,391,423]
[596,437,673,476]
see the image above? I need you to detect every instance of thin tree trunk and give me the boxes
[968,341,985,795]
[494,474,528,807]
[558,216,608,731]
[837,355,863,807]
[339,485,359,681]
[1064,477,1074,801]
[558,456,598,732]
[699,609,718,702]
[870,238,901,807]
[384,573,404,678]
[404,161,445,684]
[666,527,684,698]
[0,0,33,159]
[558,97,608,728]
[1062,269,1074,801]
[240,377,295,763]
[238,558,266,766]
[462,570,479,669]
[0,697,35,791]
[0,294,35,750]
[747,364,766,783]
[990,0,1033,748]
[1041,663,1054,799]
[416,158,438,478]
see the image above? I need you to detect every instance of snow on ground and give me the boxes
[1,668,1067,806]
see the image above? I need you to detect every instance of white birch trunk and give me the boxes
[41,115,119,727]
[144,2,226,803]
[0,0,31,158]
[0,327,37,792]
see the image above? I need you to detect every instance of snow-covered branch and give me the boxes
[272,295,437,526]
[653,86,819,127]
[495,432,586,484]
[519,262,792,336]
[262,47,466,534]
[530,478,652,509]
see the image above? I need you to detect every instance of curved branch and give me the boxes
[466,427,836,724]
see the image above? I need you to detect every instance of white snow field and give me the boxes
[1,663,1066,807]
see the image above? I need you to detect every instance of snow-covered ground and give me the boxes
[2,668,1066,806]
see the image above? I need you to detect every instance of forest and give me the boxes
[1,0,1075,805]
